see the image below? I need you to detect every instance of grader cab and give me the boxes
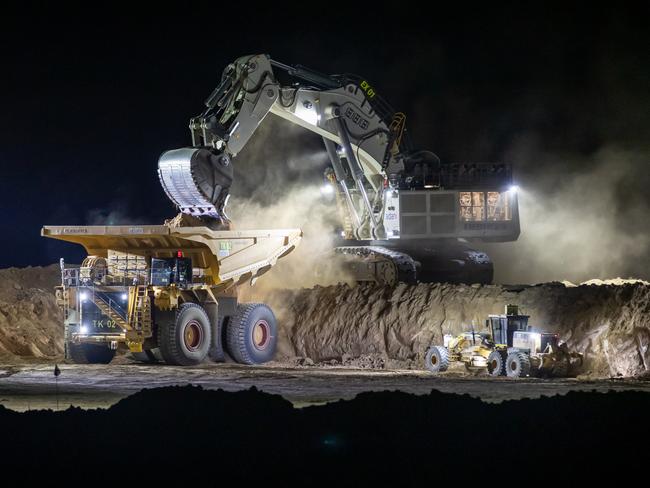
[424,305,582,377]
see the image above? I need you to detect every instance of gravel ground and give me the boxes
[1,360,648,411]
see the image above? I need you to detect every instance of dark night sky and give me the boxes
[0,4,648,270]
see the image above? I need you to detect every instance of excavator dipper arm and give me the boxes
[158,54,521,285]
[158,54,403,239]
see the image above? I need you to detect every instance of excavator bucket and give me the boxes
[157,147,233,219]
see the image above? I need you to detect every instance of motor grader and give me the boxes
[424,305,582,377]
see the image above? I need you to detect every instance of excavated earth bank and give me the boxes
[1,265,649,378]
[0,265,63,360]
[268,281,650,378]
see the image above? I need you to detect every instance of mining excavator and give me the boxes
[158,54,520,285]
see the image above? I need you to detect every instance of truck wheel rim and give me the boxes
[252,320,270,350]
[490,359,498,370]
[184,320,203,351]
[430,355,438,366]
[510,360,517,371]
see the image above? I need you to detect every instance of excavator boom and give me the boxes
[157,54,520,284]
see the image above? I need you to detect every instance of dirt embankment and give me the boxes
[0,265,63,361]
[2,265,649,378]
[267,281,650,378]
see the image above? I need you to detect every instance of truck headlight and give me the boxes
[80,325,88,335]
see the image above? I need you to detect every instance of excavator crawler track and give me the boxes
[334,246,418,286]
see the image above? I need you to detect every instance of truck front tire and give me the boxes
[158,303,212,366]
[226,303,277,365]
[67,342,116,364]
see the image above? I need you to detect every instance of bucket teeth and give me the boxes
[158,148,220,218]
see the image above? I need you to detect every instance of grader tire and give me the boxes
[506,351,531,378]
[424,346,450,373]
[487,350,507,376]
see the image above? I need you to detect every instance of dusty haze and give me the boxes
[485,143,650,283]
[227,115,352,294]
[226,115,650,287]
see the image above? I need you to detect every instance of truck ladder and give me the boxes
[128,285,152,337]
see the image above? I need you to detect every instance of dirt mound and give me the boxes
[0,265,63,361]
[267,281,650,378]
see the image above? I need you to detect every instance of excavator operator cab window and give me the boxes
[486,191,513,221]
[459,192,485,222]
[460,191,513,222]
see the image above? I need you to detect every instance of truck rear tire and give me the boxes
[506,351,531,378]
[158,303,212,366]
[487,350,507,376]
[424,346,449,373]
[226,303,277,365]
[67,342,116,364]
[208,316,229,363]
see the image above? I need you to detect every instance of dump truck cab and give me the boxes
[43,224,301,366]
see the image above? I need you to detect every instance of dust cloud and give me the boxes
[228,185,353,293]
[485,144,650,284]
[226,115,353,295]
[228,115,650,287]
[84,112,649,287]
[86,207,144,226]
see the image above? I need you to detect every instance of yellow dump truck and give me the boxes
[41,225,301,366]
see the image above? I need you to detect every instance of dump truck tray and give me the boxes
[42,225,302,290]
